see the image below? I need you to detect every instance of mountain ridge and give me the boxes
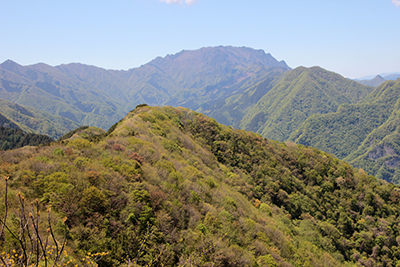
[2,105,400,266]
[356,73,400,87]
[0,46,291,131]
[3,47,400,183]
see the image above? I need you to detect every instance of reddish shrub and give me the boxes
[150,190,167,209]
[65,148,74,155]
[129,152,145,164]
[112,144,125,151]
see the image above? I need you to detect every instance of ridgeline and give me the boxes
[1,105,400,266]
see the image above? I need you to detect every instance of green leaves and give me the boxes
[80,186,109,214]
[3,105,400,266]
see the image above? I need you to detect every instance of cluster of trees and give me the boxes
[1,105,400,266]
[190,112,400,265]
[0,126,53,151]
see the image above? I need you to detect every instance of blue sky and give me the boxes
[0,0,399,78]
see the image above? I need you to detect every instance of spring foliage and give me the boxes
[1,105,400,266]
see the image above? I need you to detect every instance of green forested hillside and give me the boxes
[1,106,400,266]
[0,98,80,139]
[0,60,128,130]
[198,67,288,127]
[291,79,400,183]
[0,126,53,150]
[240,67,373,141]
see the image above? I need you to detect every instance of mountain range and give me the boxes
[1,46,400,184]
[0,46,290,135]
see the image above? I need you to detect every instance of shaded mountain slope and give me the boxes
[1,106,400,266]
[196,66,288,127]
[0,112,20,130]
[0,126,53,150]
[240,66,373,141]
[290,79,400,183]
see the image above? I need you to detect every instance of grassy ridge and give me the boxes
[1,106,400,266]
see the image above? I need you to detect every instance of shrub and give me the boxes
[68,138,92,149]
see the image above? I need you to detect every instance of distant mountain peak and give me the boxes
[148,46,291,71]
[357,74,386,87]
[1,59,18,65]
[0,59,23,72]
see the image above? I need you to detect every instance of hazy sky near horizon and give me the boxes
[1,0,399,78]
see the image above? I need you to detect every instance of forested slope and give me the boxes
[198,68,288,127]
[1,106,400,266]
[0,112,20,130]
[0,126,54,150]
[240,67,373,141]
[0,98,80,139]
[0,60,128,130]
[291,79,400,183]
